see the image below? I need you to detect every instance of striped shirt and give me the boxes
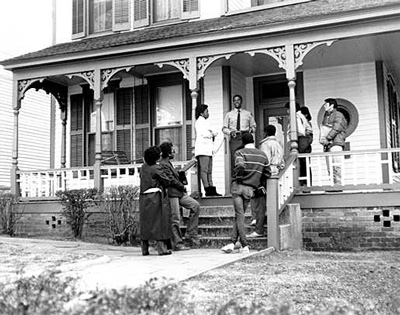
[233,145,271,188]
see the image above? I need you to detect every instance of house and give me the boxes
[0,50,54,191]
[2,0,400,250]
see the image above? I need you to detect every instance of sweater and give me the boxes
[233,144,271,188]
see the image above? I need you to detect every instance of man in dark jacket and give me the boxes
[320,98,347,185]
[159,142,200,249]
[221,133,271,254]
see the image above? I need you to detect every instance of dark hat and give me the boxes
[242,133,254,145]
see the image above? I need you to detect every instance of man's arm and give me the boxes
[233,151,245,181]
[159,163,185,191]
[326,112,345,141]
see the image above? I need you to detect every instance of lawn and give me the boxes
[182,250,400,314]
[1,244,400,314]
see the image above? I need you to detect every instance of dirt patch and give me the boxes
[182,250,400,314]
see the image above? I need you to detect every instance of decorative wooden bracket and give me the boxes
[197,54,233,80]
[156,59,190,80]
[101,67,132,90]
[294,40,336,69]
[66,70,95,90]
[246,46,286,70]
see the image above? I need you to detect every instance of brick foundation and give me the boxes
[302,207,400,251]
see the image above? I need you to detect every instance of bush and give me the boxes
[56,188,99,239]
[102,185,139,245]
[0,193,21,236]
[0,270,78,315]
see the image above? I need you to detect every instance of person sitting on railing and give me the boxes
[159,141,200,250]
[247,124,285,238]
[221,134,271,254]
[139,146,173,256]
[319,98,347,185]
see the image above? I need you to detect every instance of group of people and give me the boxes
[139,95,348,255]
[139,142,200,256]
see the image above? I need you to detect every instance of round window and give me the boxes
[317,98,359,137]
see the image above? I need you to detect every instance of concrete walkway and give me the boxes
[0,236,274,290]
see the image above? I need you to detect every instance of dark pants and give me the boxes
[229,133,245,174]
[230,181,253,247]
[250,195,266,235]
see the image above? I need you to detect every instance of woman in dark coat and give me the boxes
[139,146,173,256]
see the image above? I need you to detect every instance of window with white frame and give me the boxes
[225,0,311,14]
[72,0,199,38]
[89,0,113,34]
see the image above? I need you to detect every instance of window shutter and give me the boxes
[70,95,84,167]
[133,0,149,28]
[182,0,199,19]
[134,85,150,162]
[113,0,131,31]
[116,88,132,159]
[72,0,85,39]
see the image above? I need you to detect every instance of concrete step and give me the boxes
[180,198,268,249]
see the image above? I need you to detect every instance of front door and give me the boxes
[259,101,290,157]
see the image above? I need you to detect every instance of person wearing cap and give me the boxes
[222,95,256,174]
[221,133,271,254]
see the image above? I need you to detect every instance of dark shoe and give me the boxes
[141,240,149,256]
[205,186,213,196]
[174,244,191,251]
[159,251,172,256]
[211,186,222,196]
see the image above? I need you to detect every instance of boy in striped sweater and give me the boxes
[221,133,271,254]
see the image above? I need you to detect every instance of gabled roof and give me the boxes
[2,0,400,67]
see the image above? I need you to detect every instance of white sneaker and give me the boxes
[239,246,250,254]
[250,219,256,226]
[221,243,235,253]
[246,231,263,238]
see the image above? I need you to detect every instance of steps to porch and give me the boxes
[180,196,268,250]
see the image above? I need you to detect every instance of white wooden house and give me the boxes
[2,0,400,249]
[0,51,54,191]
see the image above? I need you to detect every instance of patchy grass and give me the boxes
[1,244,400,314]
[182,249,400,314]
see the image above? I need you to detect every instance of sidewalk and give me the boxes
[0,236,274,290]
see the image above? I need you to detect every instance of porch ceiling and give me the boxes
[217,32,400,84]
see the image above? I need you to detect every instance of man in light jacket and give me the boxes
[319,98,347,185]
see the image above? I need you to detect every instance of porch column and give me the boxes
[11,80,21,196]
[60,107,67,168]
[188,57,200,194]
[285,44,298,155]
[93,69,103,191]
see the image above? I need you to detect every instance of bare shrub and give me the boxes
[0,193,21,236]
[102,185,139,245]
[56,188,99,239]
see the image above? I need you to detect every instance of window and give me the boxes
[133,0,199,28]
[72,0,131,38]
[73,0,199,38]
[225,0,311,14]
[89,0,113,34]
[154,84,184,160]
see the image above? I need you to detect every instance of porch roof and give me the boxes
[2,0,400,69]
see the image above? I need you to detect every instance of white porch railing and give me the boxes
[298,148,400,191]
[17,161,194,198]
[266,154,297,249]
